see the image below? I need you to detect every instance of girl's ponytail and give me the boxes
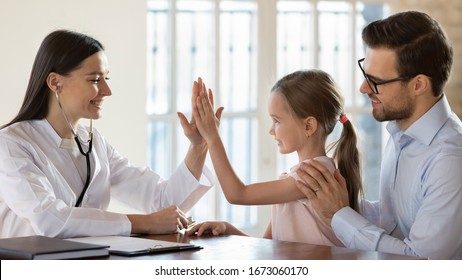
[332,115,364,212]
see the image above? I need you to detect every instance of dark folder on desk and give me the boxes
[0,235,109,260]
[67,236,202,257]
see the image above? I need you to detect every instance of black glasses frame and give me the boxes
[357,58,414,94]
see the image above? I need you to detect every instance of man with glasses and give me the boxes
[295,11,462,259]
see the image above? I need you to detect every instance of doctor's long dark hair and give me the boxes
[2,30,104,128]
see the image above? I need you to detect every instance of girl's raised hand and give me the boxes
[178,77,223,146]
[192,78,224,144]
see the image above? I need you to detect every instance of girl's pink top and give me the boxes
[271,156,343,246]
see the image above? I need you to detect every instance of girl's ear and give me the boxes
[304,116,318,137]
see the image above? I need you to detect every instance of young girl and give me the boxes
[189,70,363,246]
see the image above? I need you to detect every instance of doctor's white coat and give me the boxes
[0,119,214,238]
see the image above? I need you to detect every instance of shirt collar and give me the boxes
[38,119,85,149]
[386,95,451,146]
[38,119,63,147]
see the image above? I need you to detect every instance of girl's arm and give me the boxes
[193,86,305,205]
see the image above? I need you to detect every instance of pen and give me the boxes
[145,245,201,253]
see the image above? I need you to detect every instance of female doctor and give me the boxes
[0,30,222,239]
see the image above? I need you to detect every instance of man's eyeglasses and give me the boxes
[357,58,414,94]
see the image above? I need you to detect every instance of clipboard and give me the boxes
[67,236,202,257]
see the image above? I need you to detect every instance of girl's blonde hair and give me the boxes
[271,70,364,212]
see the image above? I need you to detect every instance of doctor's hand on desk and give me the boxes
[127,205,189,234]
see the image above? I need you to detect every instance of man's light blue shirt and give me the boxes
[332,95,462,259]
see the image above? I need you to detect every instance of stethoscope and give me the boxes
[55,84,93,207]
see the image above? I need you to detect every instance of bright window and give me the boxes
[147,0,388,236]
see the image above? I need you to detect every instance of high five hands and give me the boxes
[191,78,224,145]
[178,77,224,146]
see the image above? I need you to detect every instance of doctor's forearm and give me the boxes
[184,142,208,180]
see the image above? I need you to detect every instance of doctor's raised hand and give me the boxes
[0,30,216,238]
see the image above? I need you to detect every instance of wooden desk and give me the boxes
[106,233,420,260]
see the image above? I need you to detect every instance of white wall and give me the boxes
[0,0,148,166]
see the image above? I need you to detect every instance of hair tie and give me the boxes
[339,114,348,124]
